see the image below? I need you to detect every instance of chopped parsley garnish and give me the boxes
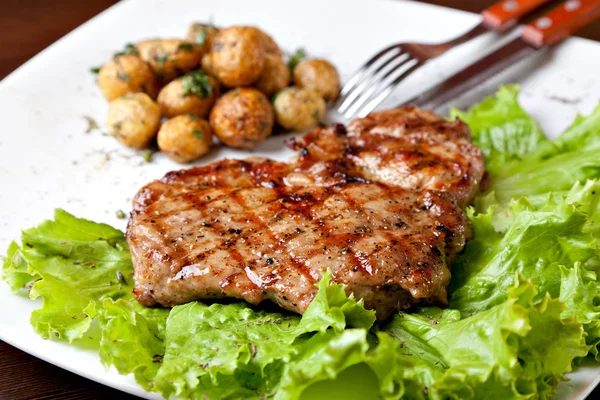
[181,70,213,98]
[155,54,168,67]
[193,129,204,139]
[115,210,126,219]
[83,116,99,133]
[114,43,138,57]
[287,48,307,74]
[178,43,193,52]
[271,90,284,103]
[195,31,208,45]
[313,108,321,119]
[90,66,101,74]
[142,149,154,163]
[112,121,123,131]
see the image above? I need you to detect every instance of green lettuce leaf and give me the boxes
[450,85,547,175]
[450,182,599,314]
[559,264,600,360]
[492,151,600,202]
[450,180,600,361]
[297,271,376,333]
[384,278,588,399]
[364,333,437,400]
[153,273,376,399]
[276,329,371,400]
[2,241,39,293]
[532,104,600,159]
[454,87,600,202]
[13,209,134,342]
[98,299,169,390]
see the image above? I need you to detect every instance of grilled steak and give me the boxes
[127,107,484,319]
[288,107,484,207]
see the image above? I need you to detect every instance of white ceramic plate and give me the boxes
[1,0,599,398]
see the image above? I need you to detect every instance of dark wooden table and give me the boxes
[1,1,599,399]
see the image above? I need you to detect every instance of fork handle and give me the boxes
[522,0,600,47]
[482,0,555,30]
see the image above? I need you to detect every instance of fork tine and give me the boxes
[339,44,401,98]
[337,48,405,112]
[337,51,409,114]
[355,61,424,118]
[342,56,417,119]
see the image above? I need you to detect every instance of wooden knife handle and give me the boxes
[482,0,555,30]
[522,0,600,47]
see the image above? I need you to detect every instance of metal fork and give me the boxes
[336,0,556,119]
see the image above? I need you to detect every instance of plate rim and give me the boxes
[0,1,599,399]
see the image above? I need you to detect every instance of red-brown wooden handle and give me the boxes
[522,0,600,47]
[482,0,555,30]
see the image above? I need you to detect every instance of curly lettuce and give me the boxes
[453,86,600,202]
[384,278,588,399]
[450,85,547,175]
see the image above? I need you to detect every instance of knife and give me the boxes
[401,0,600,111]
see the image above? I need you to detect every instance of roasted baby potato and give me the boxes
[257,29,282,56]
[209,88,273,149]
[157,70,220,118]
[136,39,203,83]
[254,53,290,98]
[158,115,213,163]
[97,55,159,101]
[106,93,161,149]
[209,26,265,87]
[273,87,326,132]
[293,58,340,102]
[201,54,215,76]
[186,23,220,53]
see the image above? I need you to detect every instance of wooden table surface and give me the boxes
[1,1,599,399]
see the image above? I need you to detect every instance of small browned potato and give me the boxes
[97,55,159,101]
[256,29,283,56]
[210,26,265,87]
[273,87,326,132]
[106,93,161,149]
[201,54,215,76]
[157,70,220,118]
[254,53,290,98]
[293,58,340,102]
[158,115,213,163]
[209,88,273,149]
[186,23,220,53]
[136,39,203,83]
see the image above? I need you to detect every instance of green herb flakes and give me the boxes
[155,54,168,67]
[195,31,208,45]
[114,43,138,57]
[193,129,204,139]
[178,43,193,52]
[181,70,213,98]
[287,48,307,74]
[83,116,99,133]
[142,149,154,163]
